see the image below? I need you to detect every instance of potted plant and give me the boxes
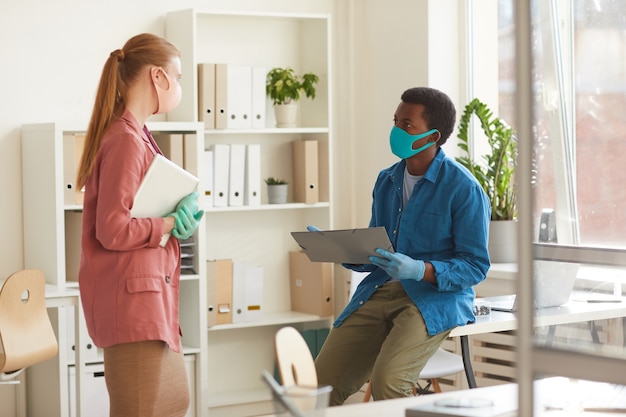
[265,177,289,204]
[455,98,518,262]
[266,67,319,128]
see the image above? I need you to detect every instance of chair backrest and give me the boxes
[275,326,317,387]
[0,269,58,374]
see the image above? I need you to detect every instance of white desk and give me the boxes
[44,284,86,417]
[449,295,626,388]
[267,377,623,417]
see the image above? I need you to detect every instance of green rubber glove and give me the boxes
[176,191,200,214]
[172,205,204,240]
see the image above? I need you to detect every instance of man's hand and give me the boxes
[369,248,425,281]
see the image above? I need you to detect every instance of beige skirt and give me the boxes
[103,340,190,417]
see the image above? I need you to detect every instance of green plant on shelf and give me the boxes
[264,177,288,185]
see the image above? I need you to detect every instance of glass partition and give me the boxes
[502,0,626,414]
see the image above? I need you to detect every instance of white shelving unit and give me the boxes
[165,9,334,416]
[21,121,207,417]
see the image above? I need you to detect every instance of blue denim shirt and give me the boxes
[334,148,491,335]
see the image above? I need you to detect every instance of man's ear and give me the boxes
[431,130,442,142]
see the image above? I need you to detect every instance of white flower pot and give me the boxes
[273,103,298,128]
[267,184,288,204]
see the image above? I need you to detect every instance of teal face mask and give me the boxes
[389,126,439,159]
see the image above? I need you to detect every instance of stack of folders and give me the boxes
[179,237,195,275]
[198,63,267,129]
[206,259,263,326]
[204,143,261,207]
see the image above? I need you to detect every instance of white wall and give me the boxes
[1,0,495,280]
[0,0,333,279]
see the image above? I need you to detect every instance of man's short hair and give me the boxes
[401,87,456,146]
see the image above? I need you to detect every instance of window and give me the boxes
[496,0,626,414]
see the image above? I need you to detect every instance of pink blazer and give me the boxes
[79,111,183,352]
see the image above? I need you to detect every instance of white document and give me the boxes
[203,150,214,207]
[212,144,230,207]
[228,144,245,206]
[290,227,394,264]
[251,67,267,128]
[227,65,252,129]
[131,154,199,247]
[245,144,261,206]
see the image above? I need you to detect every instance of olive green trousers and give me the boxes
[315,281,451,405]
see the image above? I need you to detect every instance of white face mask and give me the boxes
[153,59,182,114]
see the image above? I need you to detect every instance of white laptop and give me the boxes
[487,260,579,312]
[131,154,199,246]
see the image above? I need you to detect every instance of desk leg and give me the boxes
[75,302,86,417]
[460,335,477,389]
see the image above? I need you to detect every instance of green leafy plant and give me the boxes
[264,177,288,185]
[266,67,319,105]
[456,98,517,221]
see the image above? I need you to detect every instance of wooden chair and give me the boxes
[274,326,318,387]
[362,347,465,402]
[0,269,58,382]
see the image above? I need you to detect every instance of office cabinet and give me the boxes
[165,9,334,416]
[21,121,207,417]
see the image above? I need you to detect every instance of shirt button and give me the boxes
[359,300,364,305]
[398,208,402,212]
[165,275,171,284]
[374,285,379,289]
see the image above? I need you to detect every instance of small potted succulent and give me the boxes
[265,177,289,204]
[266,67,319,128]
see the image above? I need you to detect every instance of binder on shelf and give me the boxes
[63,133,86,206]
[244,144,261,206]
[154,134,184,168]
[251,67,267,128]
[197,63,216,128]
[227,65,253,129]
[245,264,263,322]
[64,211,83,282]
[289,251,333,317]
[206,259,233,326]
[228,144,246,206]
[203,150,214,207]
[292,140,319,203]
[182,134,198,175]
[232,262,263,323]
[211,144,230,207]
[215,63,228,129]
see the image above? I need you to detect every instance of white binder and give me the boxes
[203,150,214,207]
[244,144,261,206]
[228,144,245,206]
[251,67,267,128]
[227,65,252,129]
[211,144,230,207]
[232,261,263,323]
